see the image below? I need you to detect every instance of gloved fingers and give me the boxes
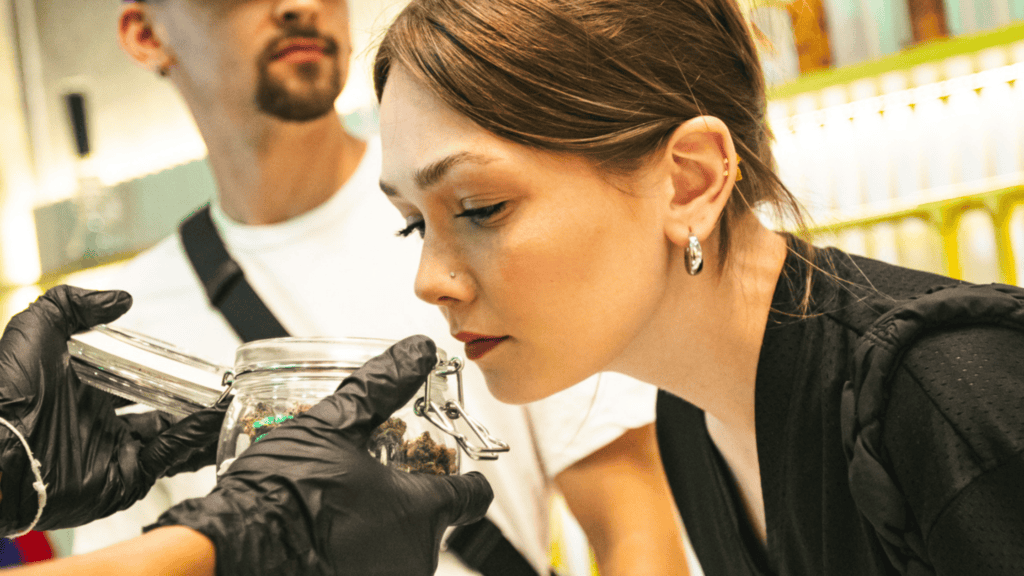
[33,285,133,338]
[121,410,180,443]
[304,335,438,438]
[418,470,494,527]
[137,403,226,479]
[0,287,131,419]
[62,286,134,332]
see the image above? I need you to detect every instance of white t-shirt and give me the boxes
[70,139,658,574]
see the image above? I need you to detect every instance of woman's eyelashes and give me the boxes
[455,201,508,225]
[395,202,509,239]
[396,219,425,238]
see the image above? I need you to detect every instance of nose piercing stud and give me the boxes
[450,272,456,278]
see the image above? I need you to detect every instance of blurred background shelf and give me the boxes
[806,180,1024,284]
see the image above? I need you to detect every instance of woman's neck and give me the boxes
[614,218,789,437]
[610,217,788,549]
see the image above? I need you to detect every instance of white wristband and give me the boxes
[0,415,47,538]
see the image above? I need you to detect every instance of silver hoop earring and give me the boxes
[685,233,704,276]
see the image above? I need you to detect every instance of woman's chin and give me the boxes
[480,366,572,405]
[484,375,538,405]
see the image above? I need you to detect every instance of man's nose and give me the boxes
[274,0,323,28]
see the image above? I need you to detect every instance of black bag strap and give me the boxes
[179,204,542,576]
[447,517,543,576]
[179,205,289,342]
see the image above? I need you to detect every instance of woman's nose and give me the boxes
[414,242,471,307]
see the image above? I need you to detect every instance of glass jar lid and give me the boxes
[232,336,397,376]
[68,325,230,416]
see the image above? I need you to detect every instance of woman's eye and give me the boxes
[455,202,508,225]
[395,219,425,239]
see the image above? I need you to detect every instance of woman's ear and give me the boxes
[118,4,176,75]
[661,116,738,248]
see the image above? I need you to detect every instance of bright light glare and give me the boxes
[0,201,42,286]
[0,285,42,328]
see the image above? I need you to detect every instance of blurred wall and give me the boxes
[0,0,40,288]
[18,0,204,202]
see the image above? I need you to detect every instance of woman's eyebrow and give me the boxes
[414,151,495,189]
[380,151,496,197]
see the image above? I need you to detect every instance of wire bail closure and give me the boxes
[415,356,510,460]
[216,370,236,406]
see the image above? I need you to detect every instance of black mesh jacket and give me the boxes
[657,239,1024,576]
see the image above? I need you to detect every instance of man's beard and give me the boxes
[255,31,343,122]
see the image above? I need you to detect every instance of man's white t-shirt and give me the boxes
[71,139,658,574]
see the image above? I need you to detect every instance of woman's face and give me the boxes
[379,67,673,404]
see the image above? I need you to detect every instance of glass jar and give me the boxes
[69,327,510,475]
[216,337,463,476]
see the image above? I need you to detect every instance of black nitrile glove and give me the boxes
[149,335,493,576]
[118,408,226,478]
[0,286,227,536]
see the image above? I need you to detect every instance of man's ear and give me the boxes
[661,115,738,248]
[118,4,175,74]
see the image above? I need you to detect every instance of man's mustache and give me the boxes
[259,29,340,64]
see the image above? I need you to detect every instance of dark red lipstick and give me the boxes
[453,332,509,361]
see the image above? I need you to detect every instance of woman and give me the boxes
[372,0,1024,574]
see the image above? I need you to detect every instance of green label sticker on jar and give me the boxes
[252,414,295,429]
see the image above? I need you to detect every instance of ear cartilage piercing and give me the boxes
[724,157,744,181]
[685,233,704,276]
[450,272,456,278]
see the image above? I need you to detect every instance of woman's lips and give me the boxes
[454,333,509,361]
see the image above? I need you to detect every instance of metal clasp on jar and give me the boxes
[415,357,510,461]
[216,370,236,406]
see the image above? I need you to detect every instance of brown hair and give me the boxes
[373,0,806,264]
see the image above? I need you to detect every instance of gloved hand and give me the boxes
[149,335,493,576]
[0,285,227,536]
